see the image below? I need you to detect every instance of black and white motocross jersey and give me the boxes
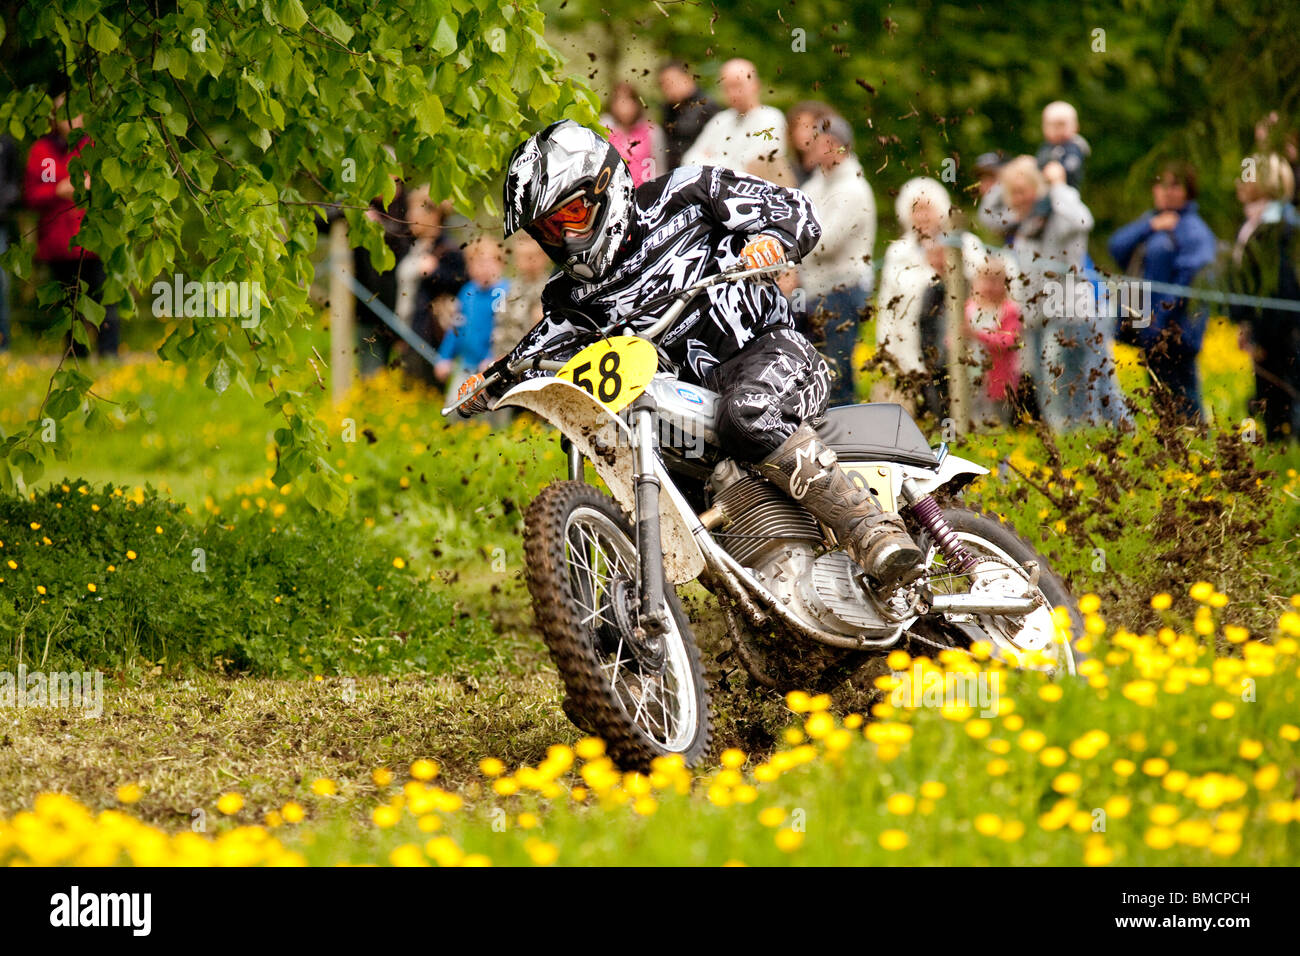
[499,165,823,386]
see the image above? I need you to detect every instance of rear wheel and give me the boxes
[908,507,1083,676]
[524,481,712,770]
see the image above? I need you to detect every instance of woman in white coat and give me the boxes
[873,177,952,412]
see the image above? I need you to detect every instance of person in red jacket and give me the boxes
[24,93,118,356]
[963,248,1024,426]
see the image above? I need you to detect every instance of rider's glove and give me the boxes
[455,372,491,418]
[741,233,787,270]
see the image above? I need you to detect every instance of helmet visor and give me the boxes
[529,190,600,247]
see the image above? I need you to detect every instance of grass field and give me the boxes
[0,317,1298,866]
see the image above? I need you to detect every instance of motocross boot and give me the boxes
[758,423,925,592]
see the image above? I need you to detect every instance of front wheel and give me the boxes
[908,507,1084,676]
[524,481,713,770]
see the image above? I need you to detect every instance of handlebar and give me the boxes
[440,261,788,417]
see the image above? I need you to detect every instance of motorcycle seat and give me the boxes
[815,403,940,469]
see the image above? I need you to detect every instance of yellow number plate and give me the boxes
[557,336,659,412]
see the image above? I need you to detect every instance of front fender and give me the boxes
[497,377,705,585]
[900,454,990,499]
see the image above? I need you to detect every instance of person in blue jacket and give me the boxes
[436,237,510,396]
[1108,161,1219,421]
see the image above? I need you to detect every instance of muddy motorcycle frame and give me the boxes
[443,263,1058,662]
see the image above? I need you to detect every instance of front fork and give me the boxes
[560,397,669,637]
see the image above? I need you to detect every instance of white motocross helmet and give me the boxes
[503,120,636,282]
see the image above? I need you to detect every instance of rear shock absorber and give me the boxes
[902,480,978,574]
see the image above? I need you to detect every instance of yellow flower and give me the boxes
[886,793,916,816]
[1038,684,1064,702]
[1150,593,1172,610]
[479,757,506,777]
[1039,747,1068,767]
[774,828,805,852]
[1208,831,1241,857]
[1112,759,1136,777]
[574,737,606,760]
[1084,839,1114,867]
[719,748,747,769]
[1254,764,1280,791]
[1017,729,1047,752]
[920,780,947,800]
[87,583,97,593]
[392,557,406,569]
[1104,796,1131,818]
[126,550,137,560]
[389,843,426,867]
[1141,758,1169,777]
[217,793,244,815]
[1148,804,1180,826]
[36,585,46,595]
[1189,581,1214,602]
[1078,593,1101,614]
[1052,772,1082,794]
[1210,701,1235,720]
[410,759,439,781]
[116,783,143,804]
[986,758,1010,777]
[372,805,401,828]
[1238,740,1263,761]
[372,767,394,787]
[879,829,908,850]
[311,778,337,796]
[758,806,786,828]
[1145,827,1175,849]
[973,813,1002,836]
[281,802,305,823]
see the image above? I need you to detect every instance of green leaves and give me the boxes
[86,15,119,52]
[430,16,459,55]
[3,0,597,512]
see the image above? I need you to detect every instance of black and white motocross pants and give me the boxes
[703,327,831,463]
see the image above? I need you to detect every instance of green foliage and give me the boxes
[0,0,599,502]
[0,481,504,678]
[547,0,1299,243]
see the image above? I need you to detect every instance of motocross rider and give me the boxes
[456,120,924,591]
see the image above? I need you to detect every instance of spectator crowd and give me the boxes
[2,64,1298,444]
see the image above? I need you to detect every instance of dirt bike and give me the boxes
[444,262,1082,770]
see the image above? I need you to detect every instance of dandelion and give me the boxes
[719,748,747,769]
[920,781,947,800]
[886,793,915,816]
[1052,772,1082,794]
[878,829,908,850]
[116,784,143,804]
[479,757,506,777]
[1150,593,1172,611]
[372,767,394,787]
[758,806,786,828]
[217,793,244,815]
[126,550,137,560]
[392,557,406,569]
[281,802,305,823]
[973,813,1002,836]
[1210,701,1235,720]
[311,778,337,797]
[372,805,401,828]
[774,828,804,852]
[410,759,439,781]
[525,839,559,866]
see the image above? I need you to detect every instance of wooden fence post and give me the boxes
[329,216,355,406]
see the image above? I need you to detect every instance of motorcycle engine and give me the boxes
[708,462,897,637]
